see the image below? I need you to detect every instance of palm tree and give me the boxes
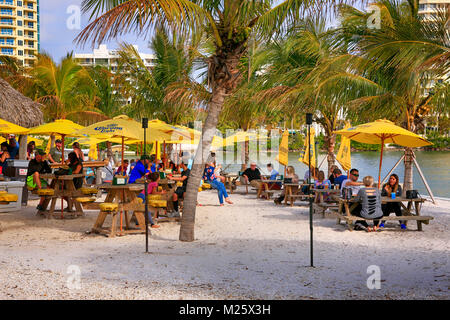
[77,0,357,242]
[0,56,37,99]
[326,0,450,192]
[256,19,351,176]
[115,30,201,125]
[32,53,105,123]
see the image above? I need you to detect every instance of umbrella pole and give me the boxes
[378,137,385,189]
[61,134,65,219]
[120,136,124,235]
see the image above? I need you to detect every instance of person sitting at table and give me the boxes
[67,152,84,190]
[167,162,191,217]
[0,142,11,173]
[380,173,405,230]
[136,172,162,228]
[258,163,281,199]
[26,149,52,211]
[7,134,19,159]
[274,166,299,205]
[341,168,364,197]
[332,168,347,189]
[328,165,338,184]
[352,176,383,232]
[242,161,262,191]
[129,159,136,174]
[72,142,85,162]
[115,159,129,176]
[128,155,151,183]
[48,139,63,164]
[27,141,36,160]
[314,170,332,202]
[204,163,233,206]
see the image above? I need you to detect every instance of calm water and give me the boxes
[214,150,450,199]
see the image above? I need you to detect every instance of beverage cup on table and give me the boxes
[391,192,396,199]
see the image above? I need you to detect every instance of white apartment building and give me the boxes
[418,0,450,21]
[74,44,156,72]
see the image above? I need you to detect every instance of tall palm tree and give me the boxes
[326,0,450,192]
[77,0,357,242]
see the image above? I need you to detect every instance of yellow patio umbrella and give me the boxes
[334,119,433,187]
[336,122,352,172]
[276,130,289,167]
[0,118,30,135]
[75,136,122,161]
[28,119,85,163]
[299,127,316,168]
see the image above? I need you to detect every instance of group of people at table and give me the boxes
[24,140,407,233]
[240,162,407,232]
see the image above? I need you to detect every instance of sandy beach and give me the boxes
[0,187,448,300]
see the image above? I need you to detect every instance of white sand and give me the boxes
[0,188,448,300]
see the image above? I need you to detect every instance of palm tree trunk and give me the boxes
[403,147,414,196]
[179,86,227,242]
[325,134,336,176]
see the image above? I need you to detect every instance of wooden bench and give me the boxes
[285,194,314,206]
[313,202,339,218]
[332,211,433,231]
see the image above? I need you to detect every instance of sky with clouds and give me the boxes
[40,0,366,62]
[40,0,152,61]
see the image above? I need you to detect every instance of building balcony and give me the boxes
[0,1,15,7]
[0,11,14,17]
[0,21,13,25]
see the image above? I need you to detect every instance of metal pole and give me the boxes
[308,124,313,267]
[143,118,149,253]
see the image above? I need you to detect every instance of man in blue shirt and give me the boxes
[128,155,151,183]
[332,168,348,189]
[7,134,19,159]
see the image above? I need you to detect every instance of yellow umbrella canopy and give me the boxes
[28,119,85,137]
[334,119,433,186]
[28,119,85,163]
[0,118,30,134]
[76,115,142,141]
[334,119,432,148]
[276,130,289,166]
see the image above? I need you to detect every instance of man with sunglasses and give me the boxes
[341,168,364,197]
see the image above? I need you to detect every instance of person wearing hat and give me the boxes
[26,149,52,211]
[128,155,151,184]
[48,139,63,164]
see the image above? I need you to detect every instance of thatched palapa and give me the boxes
[0,77,43,128]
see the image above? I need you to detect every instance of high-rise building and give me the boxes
[0,0,39,67]
[418,0,450,22]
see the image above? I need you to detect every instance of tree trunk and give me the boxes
[18,135,28,160]
[403,147,414,196]
[325,134,336,176]
[179,86,227,242]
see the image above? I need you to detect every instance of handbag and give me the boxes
[406,190,419,199]
[283,178,293,184]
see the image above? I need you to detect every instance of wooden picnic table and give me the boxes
[37,173,85,219]
[50,161,106,169]
[283,182,311,206]
[332,196,432,231]
[258,179,282,199]
[91,183,146,237]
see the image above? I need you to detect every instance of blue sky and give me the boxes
[40,0,152,61]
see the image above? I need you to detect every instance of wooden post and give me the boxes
[18,134,28,160]
[412,151,436,204]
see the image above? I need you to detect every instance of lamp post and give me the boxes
[142,118,149,253]
[306,113,314,267]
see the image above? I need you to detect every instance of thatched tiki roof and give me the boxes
[0,77,43,128]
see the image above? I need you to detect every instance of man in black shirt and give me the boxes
[167,162,190,217]
[26,149,52,210]
[242,161,262,190]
